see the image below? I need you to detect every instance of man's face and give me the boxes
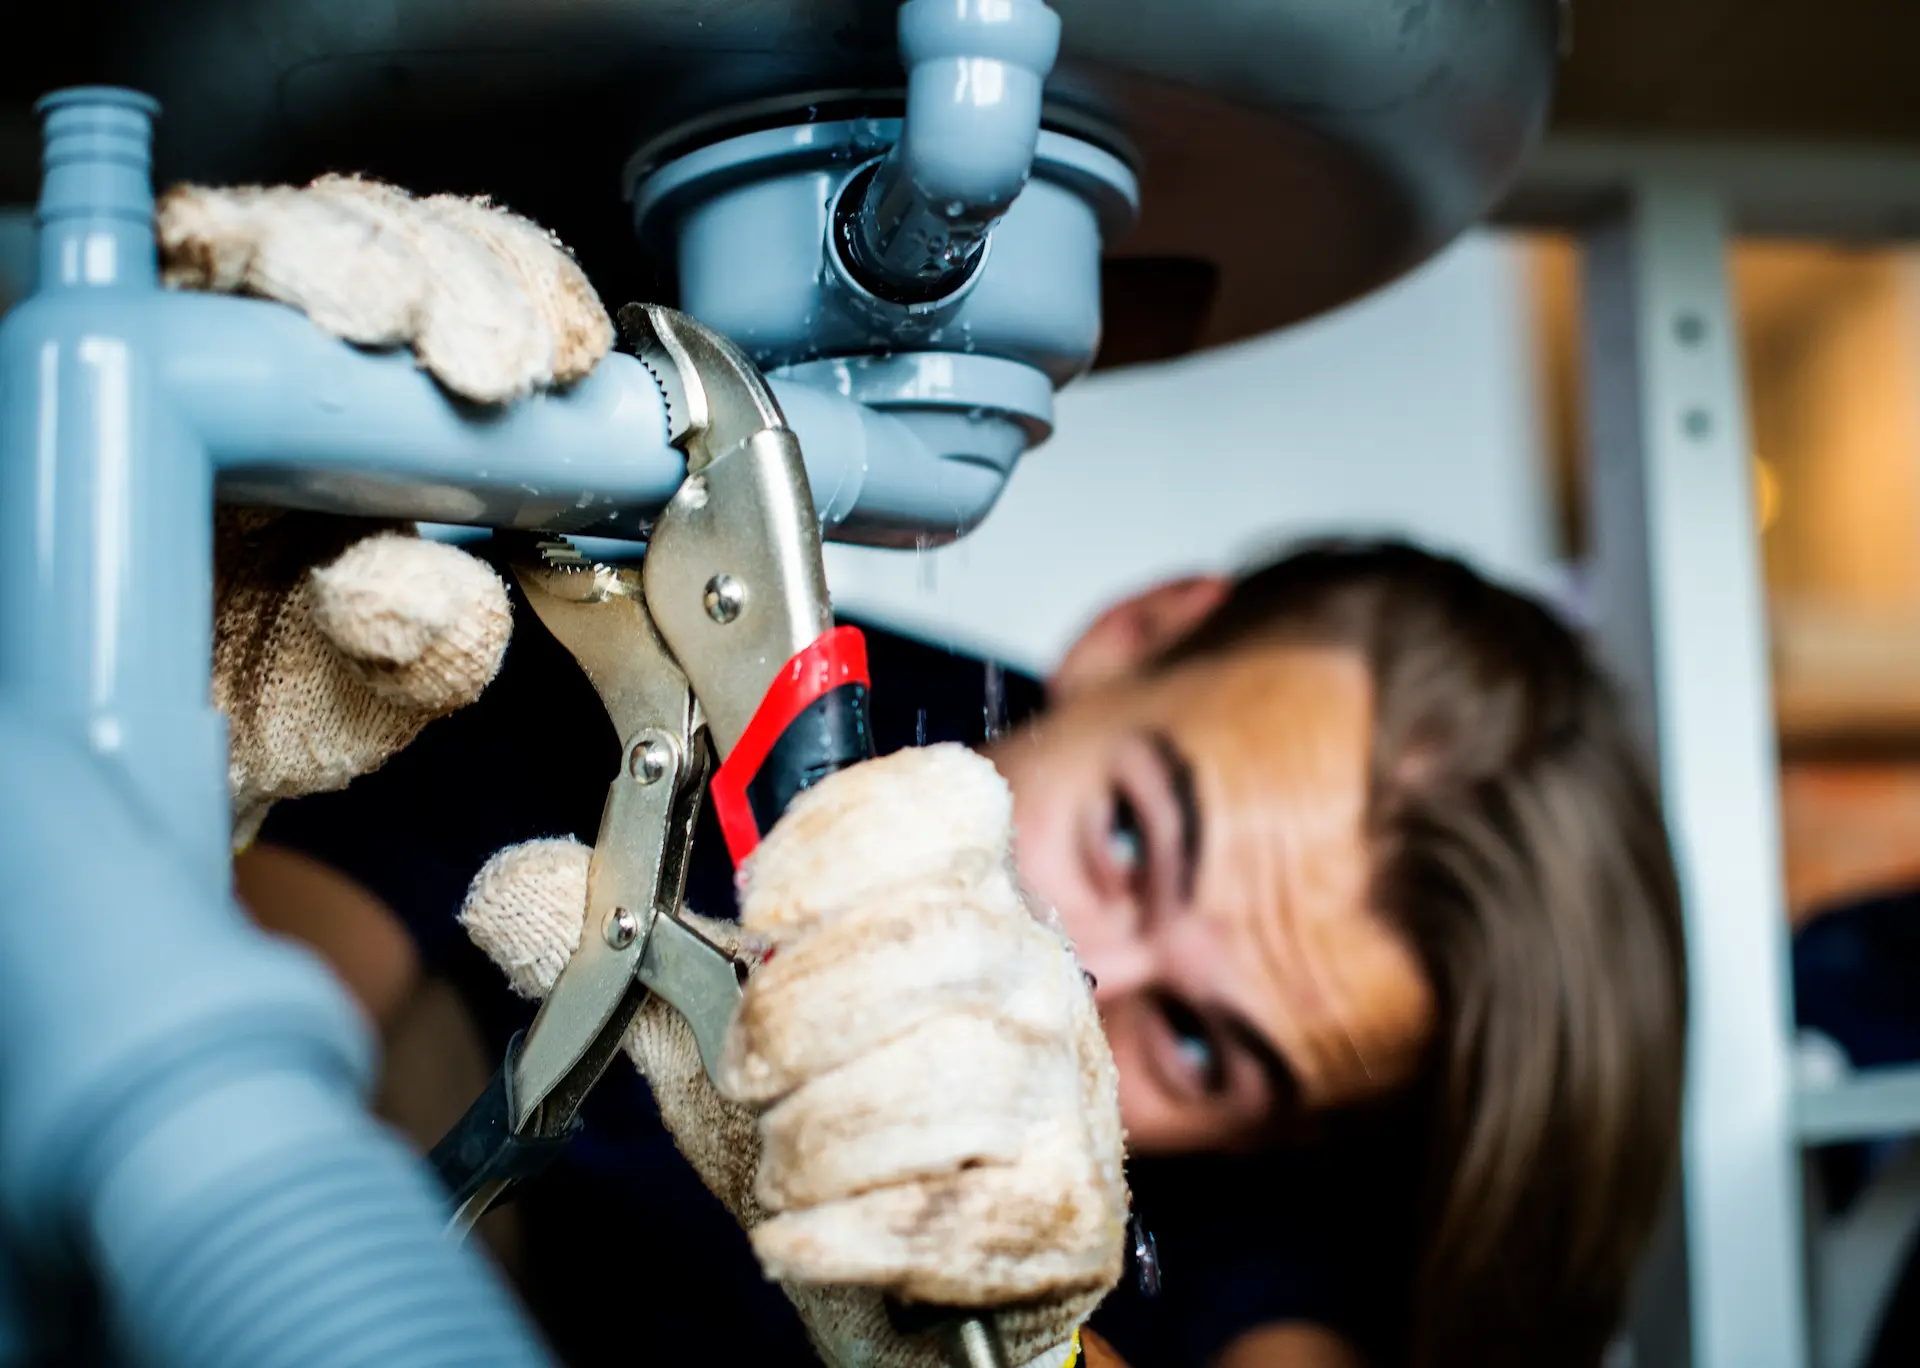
[988,633,1434,1154]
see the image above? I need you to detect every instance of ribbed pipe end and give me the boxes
[99,1084,548,1368]
[36,87,158,224]
[32,85,160,288]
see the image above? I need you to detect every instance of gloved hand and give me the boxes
[157,174,616,844]
[211,508,512,847]
[463,744,1129,1368]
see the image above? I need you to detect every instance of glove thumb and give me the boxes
[460,837,590,1000]
[309,533,511,716]
[460,836,757,1005]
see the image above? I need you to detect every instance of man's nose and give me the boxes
[1080,938,1160,1004]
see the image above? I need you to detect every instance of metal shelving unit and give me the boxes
[1800,1068,1920,1147]
[1499,145,1920,1368]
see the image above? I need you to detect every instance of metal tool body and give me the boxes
[437,544,728,1233]
[429,305,1009,1366]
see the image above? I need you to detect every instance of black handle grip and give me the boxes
[710,626,873,865]
[746,680,873,832]
[427,1032,579,1216]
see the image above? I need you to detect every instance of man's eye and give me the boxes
[1157,993,1226,1094]
[1107,792,1145,879]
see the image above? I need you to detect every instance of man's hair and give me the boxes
[1163,539,1687,1368]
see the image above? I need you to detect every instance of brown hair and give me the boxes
[1164,539,1687,1368]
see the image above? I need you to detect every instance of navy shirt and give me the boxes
[263,575,1411,1366]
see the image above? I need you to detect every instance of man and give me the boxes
[188,178,1685,1367]
[986,544,1688,1366]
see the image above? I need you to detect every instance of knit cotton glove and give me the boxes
[212,508,512,847]
[159,175,616,845]
[462,745,1129,1368]
[158,173,613,404]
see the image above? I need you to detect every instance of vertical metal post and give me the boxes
[1581,181,1808,1368]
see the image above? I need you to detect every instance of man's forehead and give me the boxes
[1149,640,1373,722]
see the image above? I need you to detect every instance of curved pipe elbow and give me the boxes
[0,706,550,1368]
[897,0,1061,215]
[0,707,371,1242]
[773,377,1031,547]
[869,408,1029,542]
[845,408,1026,545]
[842,0,1061,302]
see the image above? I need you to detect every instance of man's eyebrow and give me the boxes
[1147,731,1201,902]
[1221,1009,1302,1122]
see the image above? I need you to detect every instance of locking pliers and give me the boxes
[427,306,1013,1368]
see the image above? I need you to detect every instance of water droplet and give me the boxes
[982,662,1007,742]
[915,533,937,594]
[1129,1215,1162,1298]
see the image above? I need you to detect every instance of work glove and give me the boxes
[462,744,1129,1368]
[156,174,616,844]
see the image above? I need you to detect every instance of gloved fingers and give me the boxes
[740,744,1019,941]
[747,943,1126,1302]
[307,533,511,715]
[750,1148,1126,1306]
[158,174,613,404]
[459,837,591,1000]
[722,889,1064,1105]
[753,1012,1073,1210]
[217,512,462,834]
[304,174,547,403]
[159,182,424,346]
[727,740,1129,1311]
[215,509,513,843]
[225,631,441,845]
[416,192,611,385]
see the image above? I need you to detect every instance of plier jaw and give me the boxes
[431,305,871,1223]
